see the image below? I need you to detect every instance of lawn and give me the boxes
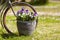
[0,16,60,40]
[34,2,60,12]
[0,1,60,40]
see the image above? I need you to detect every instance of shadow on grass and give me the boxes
[1,33,29,39]
[1,33,18,39]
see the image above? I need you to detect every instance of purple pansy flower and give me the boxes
[17,7,38,21]
[17,10,21,16]
[26,10,28,13]
[17,7,25,15]
[34,12,38,17]
[20,7,24,13]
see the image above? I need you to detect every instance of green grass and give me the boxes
[0,2,60,13]
[0,16,60,40]
[0,2,60,40]
[46,2,60,6]
[34,2,60,12]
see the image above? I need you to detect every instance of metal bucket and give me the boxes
[17,20,36,35]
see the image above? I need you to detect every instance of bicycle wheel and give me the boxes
[3,2,37,35]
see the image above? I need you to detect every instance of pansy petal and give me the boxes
[34,13,38,16]
[26,10,28,13]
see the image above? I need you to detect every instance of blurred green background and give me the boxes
[0,0,60,40]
